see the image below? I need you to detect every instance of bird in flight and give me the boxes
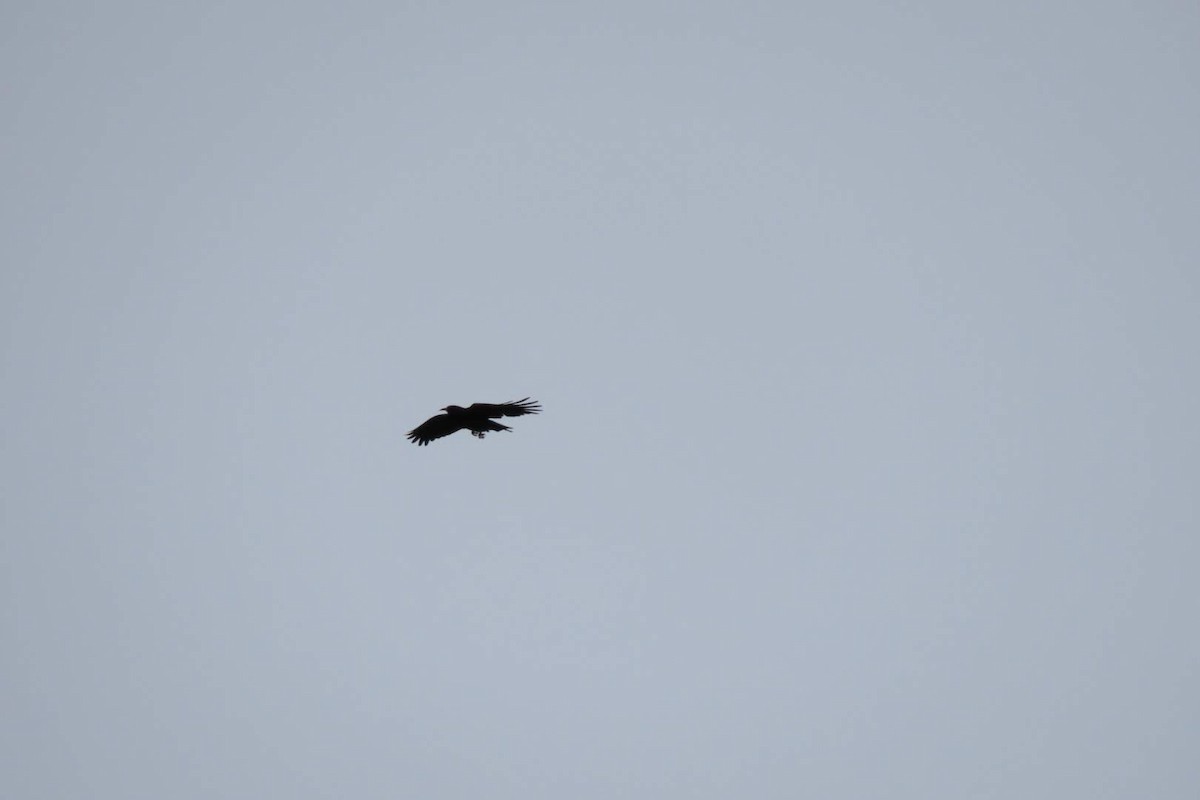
[406,398,542,446]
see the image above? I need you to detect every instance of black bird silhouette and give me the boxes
[406,398,542,446]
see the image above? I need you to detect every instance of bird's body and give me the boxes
[406,398,541,446]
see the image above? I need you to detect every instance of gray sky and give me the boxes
[3,2,1198,798]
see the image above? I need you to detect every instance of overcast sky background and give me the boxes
[3,2,1198,798]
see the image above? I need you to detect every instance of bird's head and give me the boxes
[442,404,465,414]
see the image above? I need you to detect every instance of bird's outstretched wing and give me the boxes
[406,413,465,446]
[467,398,542,418]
